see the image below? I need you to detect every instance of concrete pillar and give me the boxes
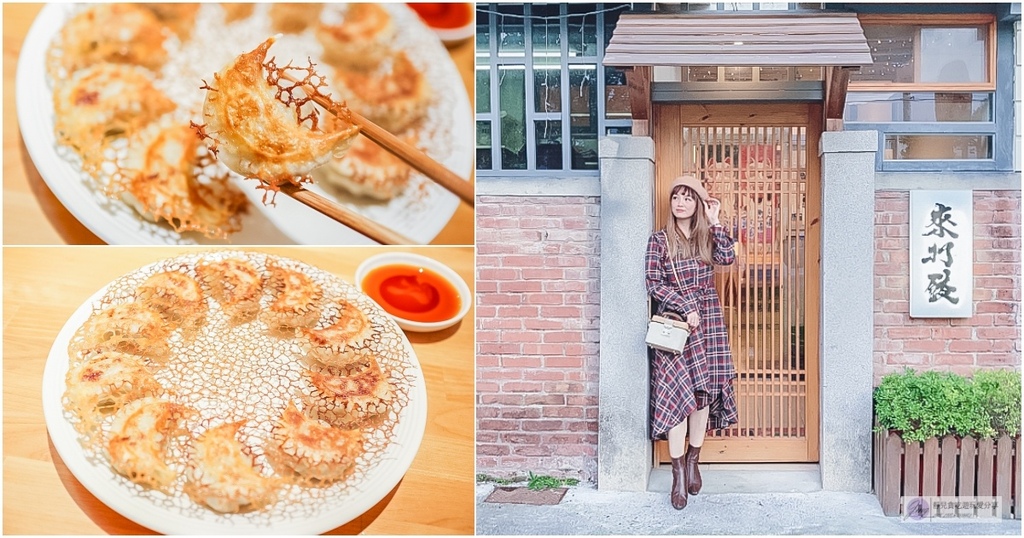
[818,130,878,492]
[597,135,656,491]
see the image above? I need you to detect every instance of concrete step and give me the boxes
[649,463,822,494]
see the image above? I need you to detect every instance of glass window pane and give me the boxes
[884,134,992,160]
[759,67,790,82]
[606,126,633,135]
[794,66,824,81]
[476,121,492,170]
[570,65,598,170]
[858,25,916,83]
[568,4,598,57]
[534,67,561,113]
[535,120,562,170]
[724,67,753,82]
[496,4,524,58]
[498,66,526,170]
[846,92,993,122]
[476,67,491,114]
[531,3,561,61]
[920,27,988,83]
[475,7,489,63]
[688,66,719,82]
[604,67,631,119]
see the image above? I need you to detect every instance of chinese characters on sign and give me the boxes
[909,191,973,318]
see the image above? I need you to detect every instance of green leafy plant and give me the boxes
[972,369,1022,438]
[526,472,580,491]
[874,369,1021,441]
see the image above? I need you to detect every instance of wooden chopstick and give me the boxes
[278,72,475,207]
[278,184,416,245]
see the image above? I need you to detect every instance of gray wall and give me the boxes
[818,130,879,492]
[596,135,656,491]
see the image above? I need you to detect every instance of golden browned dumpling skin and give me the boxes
[195,258,264,322]
[46,4,170,79]
[268,3,323,33]
[332,52,431,133]
[185,421,279,513]
[262,259,323,332]
[53,63,177,171]
[268,401,364,483]
[64,351,164,431]
[316,3,396,72]
[107,397,191,492]
[136,270,208,333]
[120,118,248,239]
[198,37,360,192]
[221,3,255,23]
[140,3,201,40]
[68,302,172,360]
[305,361,393,428]
[300,301,377,370]
[315,133,414,201]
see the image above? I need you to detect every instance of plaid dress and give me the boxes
[645,227,739,440]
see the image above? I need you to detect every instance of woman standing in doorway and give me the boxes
[645,175,739,510]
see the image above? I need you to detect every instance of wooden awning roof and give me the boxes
[603,12,873,67]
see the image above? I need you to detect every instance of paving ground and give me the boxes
[477,467,1021,536]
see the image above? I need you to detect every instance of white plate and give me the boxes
[16,3,472,245]
[41,251,428,534]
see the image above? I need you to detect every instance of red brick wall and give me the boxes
[874,191,1022,384]
[476,195,601,481]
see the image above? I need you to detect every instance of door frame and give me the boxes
[651,102,822,463]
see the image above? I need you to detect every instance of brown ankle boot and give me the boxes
[670,455,688,509]
[685,445,702,495]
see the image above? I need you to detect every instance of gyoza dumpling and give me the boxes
[262,260,323,333]
[268,401,364,483]
[195,258,264,322]
[107,397,191,491]
[331,52,431,133]
[53,63,176,171]
[68,302,172,360]
[64,351,163,431]
[315,133,414,201]
[185,421,278,513]
[299,301,377,370]
[316,3,396,72]
[198,36,360,193]
[46,4,170,79]
[268,3,323,33]
[119,117,248,239]
[136,270,208,333]
[305,361,393,429]
[140,3,201,40]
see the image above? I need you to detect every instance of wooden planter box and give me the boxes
[874,429,1021,519]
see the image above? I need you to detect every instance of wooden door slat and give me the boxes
[939,436,957,497]
[996,436,1012,518]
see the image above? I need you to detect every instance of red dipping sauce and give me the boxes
[362,264,462,323]
[406,3,473,29]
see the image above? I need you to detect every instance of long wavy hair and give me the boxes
[664,184,715,265]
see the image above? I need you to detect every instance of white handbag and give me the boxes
[645,313,690,354]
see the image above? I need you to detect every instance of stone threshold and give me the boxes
[649,463,822,494]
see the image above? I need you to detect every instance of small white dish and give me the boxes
[356,252,471,333]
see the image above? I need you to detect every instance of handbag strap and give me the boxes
[664,235,689,316]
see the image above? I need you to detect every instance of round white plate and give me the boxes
[41,252,428,534]
[16,3,472,245]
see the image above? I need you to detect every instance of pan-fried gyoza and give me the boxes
[196,37,360,198]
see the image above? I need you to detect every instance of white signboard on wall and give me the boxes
[909,190,973,318]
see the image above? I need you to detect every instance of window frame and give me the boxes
[851,14,997,92]
[845,13,1011,171]
[476,3,633,176]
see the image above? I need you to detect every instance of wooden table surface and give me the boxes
[2,246,475,535]
[2,3,475,246]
